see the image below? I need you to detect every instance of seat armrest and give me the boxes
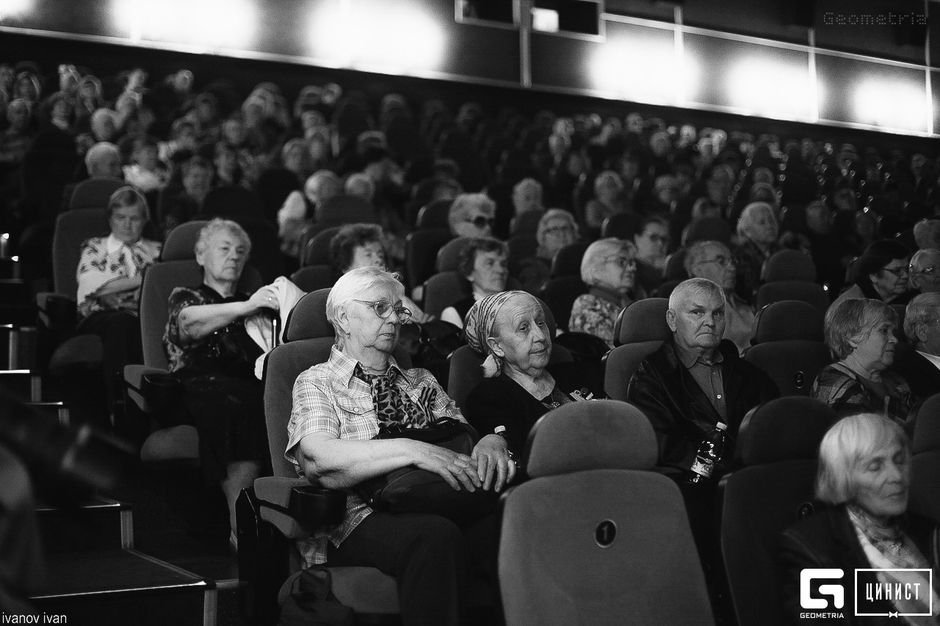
[124,364,170,413]
[36,292,77,333]
[254,476,347,538]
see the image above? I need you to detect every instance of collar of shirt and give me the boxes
[106,233,128,254]
[916,349,940,372]
[328,344,407,388]
[673,341,724,369]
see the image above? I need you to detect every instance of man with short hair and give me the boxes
[684,240,755,354]
[627,277,778,478]
[894,292,940,399]
[913,218,940,250]
[909,248,940,294]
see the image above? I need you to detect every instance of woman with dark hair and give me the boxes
[779,413,940,624]
[440,238,509,329]
[832,240,914,309]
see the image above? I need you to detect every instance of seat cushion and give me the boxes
[140,425,200,462]
[48,334,103,373]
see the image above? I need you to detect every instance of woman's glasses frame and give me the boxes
[354,299,413,323]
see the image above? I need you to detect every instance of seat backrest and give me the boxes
[755,280,829,313]
[162,220,210,261]
[664,248,689,280]
[52,208,109,297]
[720,397,835,626]
[550,241,588,278]
[68,178,124,211]
[422,271,470,318]
[605,341,664,401]
[435,237,471,273]
[618,298,669,345]
[500,401,713,626]
[301,225,342,267]
[284,288,334,341]
[405,229,454,290]
[317,194,377,227]
[685,217,732,246]
[600,211,642,239]
[415,198,454,230]
[139,261,263,369]
[538,276,588,333]
[911,393,940,524]
[764,249,817,283]
[744,340,832,396]
[752,300,824,344]
[201,185,264,219]
[289,265,335,293]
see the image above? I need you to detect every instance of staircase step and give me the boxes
[32,548,215,626]
[37,497,133,554]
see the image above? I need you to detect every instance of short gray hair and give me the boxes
[684,240,730,275]
[194,218,251,257]
[815,413,909,505]
[903,292,940,348]
[824,298,897,360]
[736,201,776,239]
[667,277,725,312]
[344,172,375,201]
[85,141,120,172]
[580,238,634,285]
[537,208,578,242]
[448,193,495,232]
[326,266,405,338]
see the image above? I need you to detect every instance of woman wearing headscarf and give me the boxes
[463,291,580,463]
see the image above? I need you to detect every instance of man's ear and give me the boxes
[915,323,929,345]
[665,309,678,332]
[486,336,504,358]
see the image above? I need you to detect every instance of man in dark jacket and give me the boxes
[627,277,779,479]
[895,292,940,399]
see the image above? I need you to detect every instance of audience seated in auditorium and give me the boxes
[515,208,578,293]
[160,155,213,238]
[779,413,939,622]
[831,240,915,309]
[895,293,940,400]
[440,238,508,329]
[277,169,342,257]
[508,177,544,235]
[909,248,940,294]
[163,219,283,544]
[286,267,507,626]
[627,277,778,479]
[732,201,781,303]
[685,240,755,354]
[633,214,670,294]
[463,291,582,464]
[584,170,627,231]
[569,238,638,347]
[76,187,161,414]
[812,298,917,430]
[447,192,496,239]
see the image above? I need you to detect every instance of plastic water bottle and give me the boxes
[688,422,728,484]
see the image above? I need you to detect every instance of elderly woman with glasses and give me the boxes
[832,240,915,309]
[812,298,917,429]
[516,209,578,293]
[448,192,495,239]
[779,413,940,623]
[440,238,509,329]
[286,267,512,626]
[569,238,638,347]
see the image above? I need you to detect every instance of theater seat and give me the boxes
[755,280,829,313]
[423,271,470,318]
[499,400,714,626]
[436,237,472,273]
[911,393,940,524]
[604,298,669,401]
[719,397,836,626]
[751,300,824,344]
[763,249,817,283]
[405,229,453,290]
[744,340,831,396]
[289,265,335,293]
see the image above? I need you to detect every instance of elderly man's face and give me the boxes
[468,251,508,295]
[910,253,940,293]
[851,440,909,520]
[345,286,405,355]
[488,295,552,376]
[667,289,726,353]
[690,244,736,291]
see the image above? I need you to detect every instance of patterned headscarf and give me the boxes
[464,290,531,378]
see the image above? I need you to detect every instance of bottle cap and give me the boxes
[716,422,728,431]
[494,425,507,435]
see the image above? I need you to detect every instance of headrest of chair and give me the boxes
[618,298,670,345]
[764,249,817,283]
[753,300,824,344]
[525,400,657,477]
[284,288,334,341]
[914,393,940,454]
[738,397,836,466]
[162,220,210,261]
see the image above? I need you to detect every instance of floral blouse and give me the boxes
[568,293,622,347]
[76,234,161,318]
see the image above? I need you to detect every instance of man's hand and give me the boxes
[471,434,516,492]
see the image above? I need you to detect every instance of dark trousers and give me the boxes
[77,309,143,412]
[329,512,498,626]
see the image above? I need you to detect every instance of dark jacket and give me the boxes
[627,338,779,473]
[892,341,940,402]
[778,505,940,626]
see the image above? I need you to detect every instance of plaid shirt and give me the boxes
[286,345,465,566]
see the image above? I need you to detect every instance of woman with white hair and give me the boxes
[516,209,578,293]
[568,238,638,347]
[287,267,511,626]
[733,201,780,302]
[779,413,940,622]
[448,192,496,238]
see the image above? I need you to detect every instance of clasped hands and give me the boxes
[410,434,516,493]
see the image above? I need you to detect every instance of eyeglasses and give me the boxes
[543,226,574,236]
[354,300,413,323]
[882,265,910,277]
[697,255,733,267]
[604,255,636,269]
[910,264,937,276]
[466,216,495,229]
